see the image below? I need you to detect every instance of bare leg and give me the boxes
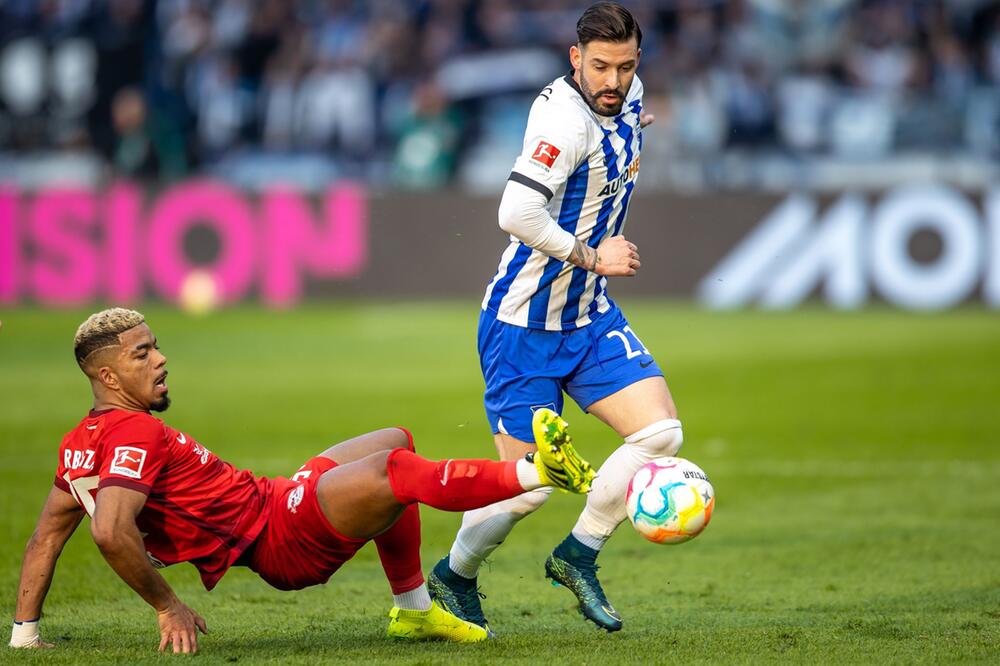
[542,377,681,633]
[578,376,680,545]
[493,433,536,460]
[314,439,536,540]
[318,427,411,465]
[315,427,426,601]
[316,449,404,540]
[587,376,677,437]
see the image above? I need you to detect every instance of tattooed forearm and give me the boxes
[568,239,599,272]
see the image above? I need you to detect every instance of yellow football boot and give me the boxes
[386,601,488,643]
[531,408,596,494]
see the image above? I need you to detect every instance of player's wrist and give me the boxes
[158,591,193,616]
[10,618,40,648]
[154,600,178,614]
[568,240,601,273]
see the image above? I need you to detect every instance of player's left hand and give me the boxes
[640,111,655,128]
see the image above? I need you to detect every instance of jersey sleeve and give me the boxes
[53,432,75,494]
[509,96,590,201]
[97,416,169,495]
[53,444,70,494]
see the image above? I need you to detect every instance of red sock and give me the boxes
[374,504,424,594]
[386,449,524,512]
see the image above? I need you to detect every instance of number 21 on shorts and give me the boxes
[606,326,649,359]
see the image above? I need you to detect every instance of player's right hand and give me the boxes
[595,236,641,277]
[156,601,208,654]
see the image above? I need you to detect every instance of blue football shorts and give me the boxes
[478,305,665,442]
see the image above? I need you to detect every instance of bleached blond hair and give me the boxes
[74,307,146,366]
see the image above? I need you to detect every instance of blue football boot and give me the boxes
[545,535,623,632]
[427,555,495,638]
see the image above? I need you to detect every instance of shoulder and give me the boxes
[526,79,593,148]
[59,417,88,448]
[103,411,168,446]
[546,77,594,125]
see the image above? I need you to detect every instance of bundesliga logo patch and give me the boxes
[110,446,147,479]
[530,141,561,168]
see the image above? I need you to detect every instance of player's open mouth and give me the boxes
[155,371,168,392]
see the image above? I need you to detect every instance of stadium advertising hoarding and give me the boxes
[0,181,367,307]
[1,181,997,310]
[696,185,1000,310]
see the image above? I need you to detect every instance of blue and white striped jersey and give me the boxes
[482,72,644,331]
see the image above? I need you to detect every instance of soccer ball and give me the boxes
[625,457,715,544]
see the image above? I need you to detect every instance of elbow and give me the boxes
[498,179,550,241]
[497,199,542,239]
[497,199,520,236]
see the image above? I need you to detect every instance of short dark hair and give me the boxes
[74,307,145,366]
[576,2,642,48]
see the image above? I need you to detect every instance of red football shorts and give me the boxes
[247,456,368,591]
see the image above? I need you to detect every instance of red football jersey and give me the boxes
[54,409,271,590]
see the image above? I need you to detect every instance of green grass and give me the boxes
[1,302,999,664]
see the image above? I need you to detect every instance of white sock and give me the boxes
[573,420,683,551]
[515,457,542,489]
[393,583,432,611]
[571,527,608,551]
[448,488,552,579]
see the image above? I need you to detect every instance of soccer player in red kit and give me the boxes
[9,308,595,654]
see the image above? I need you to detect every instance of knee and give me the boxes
[514,486,553,515]
[462,486,551,528]
[626,419,683,458]
[370,449,395,480]
[392,427,415,452]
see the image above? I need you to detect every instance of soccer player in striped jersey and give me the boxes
[428,2,684,634]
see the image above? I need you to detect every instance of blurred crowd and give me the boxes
[1,0,1000,190]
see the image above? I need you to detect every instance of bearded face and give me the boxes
[572,38,640,117]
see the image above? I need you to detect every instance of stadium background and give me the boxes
[1,0,998,663]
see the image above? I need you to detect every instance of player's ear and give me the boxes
[570,43,582,70]
[97,365,120,391]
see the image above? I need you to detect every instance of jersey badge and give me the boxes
[287,485,305,513]
[530,141,561,169]
[110,446,147,479]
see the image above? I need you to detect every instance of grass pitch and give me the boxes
[1,302,998,664]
